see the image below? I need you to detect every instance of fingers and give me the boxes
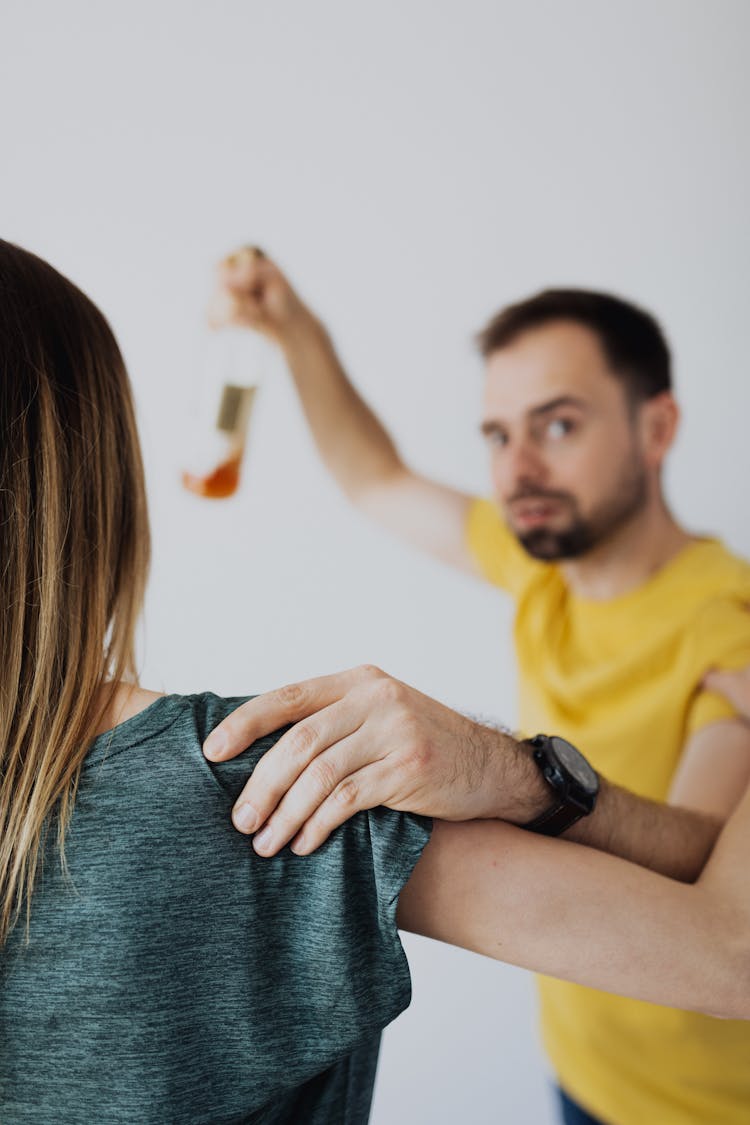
[243,729,384,856]
[206,285,263,330]
[202,665,409,856]
[218,257,266,293]
[209,244,320,344]
[203,668,367,761]
[218,245,272,293]
[232,245,266,263]
[289,759,397,856]
[229,696,362,835]
[207,247,273,331]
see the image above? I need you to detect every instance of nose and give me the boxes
[492,437,548,498]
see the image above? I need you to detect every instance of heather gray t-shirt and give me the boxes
[0,693,432,1124]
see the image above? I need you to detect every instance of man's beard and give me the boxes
[508,461,649,562]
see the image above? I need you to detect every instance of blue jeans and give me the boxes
[557,1087,606,1125]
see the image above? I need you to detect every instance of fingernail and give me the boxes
[233,803,259,833]
[252,825,273,854]
[290,833,307,856]
[204,731,228,760]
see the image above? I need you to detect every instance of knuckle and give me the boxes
[286,722,319,763]
[357,663,385,681]
[275,682,306,709]
[308,757,338,797]
[396,708,420,737]
[375,676,405,705]
[403,737,432,772]
[332,778,360,810]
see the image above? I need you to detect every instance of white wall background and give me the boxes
[3,2,749,1121]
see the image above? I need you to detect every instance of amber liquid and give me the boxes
[182,454,242,499]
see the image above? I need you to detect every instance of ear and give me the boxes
[638,392,679,469]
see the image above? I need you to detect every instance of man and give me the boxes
[205,248,750,1125]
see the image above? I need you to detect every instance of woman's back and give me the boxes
[0,693,430,1124]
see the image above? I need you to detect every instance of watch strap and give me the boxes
[523,801,586,837]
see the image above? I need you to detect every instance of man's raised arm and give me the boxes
[209,247,478,574]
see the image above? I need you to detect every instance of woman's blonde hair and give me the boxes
[0,240,150,942]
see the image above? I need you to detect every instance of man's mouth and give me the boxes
[508,497,564,528]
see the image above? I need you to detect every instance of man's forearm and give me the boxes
[281,317,404,501]
[492,739,724,882]
[566,782,723,882]
[205,666,727,878]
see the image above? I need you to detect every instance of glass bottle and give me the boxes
[181,327,272,500]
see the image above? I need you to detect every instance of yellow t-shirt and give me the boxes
[467,497,750,1125]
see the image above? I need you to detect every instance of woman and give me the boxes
[1,240,748,1125]
[0,239,431,1124]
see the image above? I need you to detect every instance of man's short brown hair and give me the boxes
[477,289,672,401]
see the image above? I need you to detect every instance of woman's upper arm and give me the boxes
[396,819,527,957]
[396,818,750,1019]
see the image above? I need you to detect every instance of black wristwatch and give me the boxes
[522,734,599,836]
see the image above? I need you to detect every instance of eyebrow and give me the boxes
[480,395,588,435]
[528,394,588,419]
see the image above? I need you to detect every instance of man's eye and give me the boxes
[546,418,575,440]
[488,431,509,447]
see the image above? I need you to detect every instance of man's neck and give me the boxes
[560,501,694,602]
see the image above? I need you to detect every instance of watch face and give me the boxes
[550,736,598,793]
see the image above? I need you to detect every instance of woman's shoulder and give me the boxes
[96,684,260,740]
[86,688,268,778]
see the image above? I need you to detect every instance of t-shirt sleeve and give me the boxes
[257,796,432,1058]
[194,693,433,1060]
[466,496,542,597]
[684,598,750,737]
[361,804,434,967]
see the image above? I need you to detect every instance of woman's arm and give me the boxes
[397,780,750,1020]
